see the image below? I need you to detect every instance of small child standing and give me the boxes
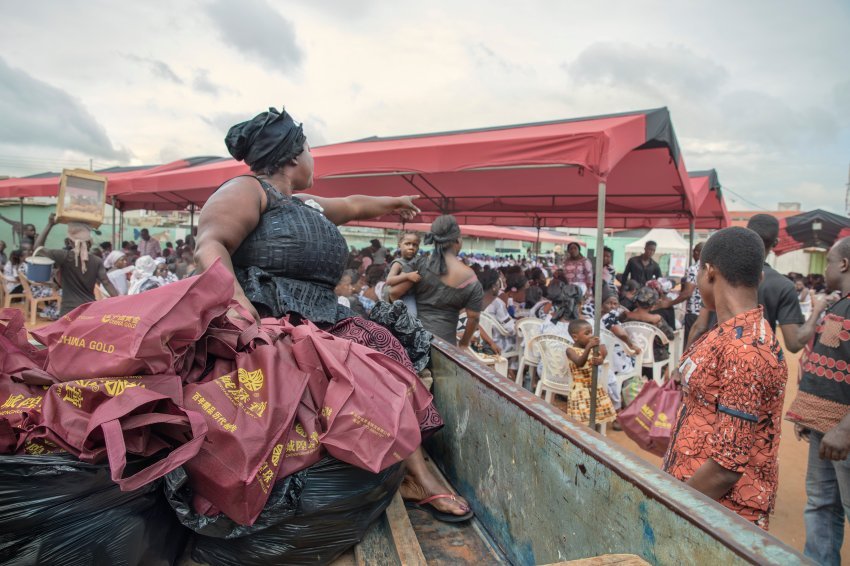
[565,319,617,426]
[385,231,421,315]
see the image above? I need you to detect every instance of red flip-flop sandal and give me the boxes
[404,494,474,523]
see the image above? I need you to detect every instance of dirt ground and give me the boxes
[603,338,850,561]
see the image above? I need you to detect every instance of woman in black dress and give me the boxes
[195,108,471,521]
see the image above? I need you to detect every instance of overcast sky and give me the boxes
[1,0,848,212]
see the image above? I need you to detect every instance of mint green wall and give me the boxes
[0,203,191,251]
[0,204,681,275]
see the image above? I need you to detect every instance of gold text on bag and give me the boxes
[653,412,672,430]
[101,314,141,329]
[0,394,43,413]
[217,371,267,419]
[58,334,116,354]
[191,391,238,432]
[238,368,264,391]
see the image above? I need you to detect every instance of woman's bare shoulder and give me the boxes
[207,175,266,210]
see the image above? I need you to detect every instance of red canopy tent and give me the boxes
[0,166,149,199]
[664,169,728,230]
[107,108,696,225]
[0,157,228,200]
[351,221,585,247]
[773,209,850,256]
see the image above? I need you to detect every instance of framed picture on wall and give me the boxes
[56,169,107,227]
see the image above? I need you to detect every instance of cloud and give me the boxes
[200,111,255,137]
[834,79,850,118]
[566,42,728,102]
[467,43,534,77]
[0,57,130,160]
[303,114,328,147]
[122,53,183,84]
[204,0,302,73]
[563,41,842,152]
[192,69,221,96]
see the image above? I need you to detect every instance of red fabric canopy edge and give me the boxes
[349,221,585,246]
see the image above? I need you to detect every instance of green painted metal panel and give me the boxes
[425,342,808,566]
[808,251,826,276]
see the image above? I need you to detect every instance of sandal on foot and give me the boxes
[404,494,473,523]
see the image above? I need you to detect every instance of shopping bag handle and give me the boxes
[82,388,208,491]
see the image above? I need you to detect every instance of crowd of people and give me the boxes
[326,213,850,562]
[0,216,198,320]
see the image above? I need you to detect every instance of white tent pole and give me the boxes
[589,180,606,429]
[111,197,117,248]
[688,220,695,267]
[118,207,124,248]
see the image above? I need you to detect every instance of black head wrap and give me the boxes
[424,215,462,275]
[224,107,306,173]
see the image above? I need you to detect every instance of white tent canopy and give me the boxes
[625,228,690,256]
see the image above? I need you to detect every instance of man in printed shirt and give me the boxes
[786,237,850,565]
[682,242,703,340]
[664,227,788,530]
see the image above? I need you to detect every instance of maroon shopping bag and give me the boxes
[648,380,682,456]
[276,369,329,478]
[182,327,311,525]
[0,308,47,374]
[617,379,661,454]
[0,346,57,454]
[288,319,429,473]
[0,378,49,454]
[31,259,233,380]
[36,375,207,490]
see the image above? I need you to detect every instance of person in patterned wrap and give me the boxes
[786,237,850,565]
[663,226,788,530]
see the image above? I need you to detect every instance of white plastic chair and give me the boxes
[670,328,685,367]
[530,334,573,403]
[478,312,518,378]
[531,333,610,435]
[465,347,508,376]
[515,317,544,387]
[622,321,671,386]
[600,328,644,400]
[529,299,552,319]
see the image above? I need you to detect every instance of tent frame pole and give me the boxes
[688,219,695,268]
[111,197,117,248]
[589,180,606,429]
[189,204,196,236]
[118,207,124,249]
[19,197,24,246]
[535,225,541,258]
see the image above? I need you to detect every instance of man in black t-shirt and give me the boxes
[748,214,823,352]
[686,215,823,352]
[758,262,804,332]
[622,240,662,286]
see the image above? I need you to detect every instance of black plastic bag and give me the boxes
[0,453,187,566]
[166,456,405,566]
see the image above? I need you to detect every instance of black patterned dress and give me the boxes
[230,177,442,433]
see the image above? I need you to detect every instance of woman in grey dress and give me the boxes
[414,215,484,348]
